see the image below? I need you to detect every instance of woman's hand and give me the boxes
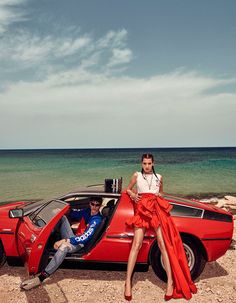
[127,190,141,203]
[156,192,163,198]
[132,193,141,203]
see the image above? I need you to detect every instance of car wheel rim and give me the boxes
[183,243,195,271]
[160,243,195,271]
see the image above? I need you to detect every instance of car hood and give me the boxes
[0,200,28,214]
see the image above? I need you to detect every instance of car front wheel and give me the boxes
[150,236,206,282]
[0,242,6,268]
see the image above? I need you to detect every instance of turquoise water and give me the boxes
[0,148,236,203]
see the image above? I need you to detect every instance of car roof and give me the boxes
[59,191,120,199]
[19,186,120,214]
[17,185,217,215]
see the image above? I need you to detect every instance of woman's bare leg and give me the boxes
[125,227,146,296]
[155,226,173,296]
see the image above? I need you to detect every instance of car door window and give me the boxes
[29,200,67,227]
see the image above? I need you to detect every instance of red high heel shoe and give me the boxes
[124,294,132,301]
[124,283,132,301]
[164,284,173,301]
[164,294,173,301]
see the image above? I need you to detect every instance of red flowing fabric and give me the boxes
[126,193,197,300]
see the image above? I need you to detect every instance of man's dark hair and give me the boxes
[90,196,103,205]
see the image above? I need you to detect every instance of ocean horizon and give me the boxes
[0,147,236,203]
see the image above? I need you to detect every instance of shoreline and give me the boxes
[2,193,235,225]
[1,146,236,151]
[169,192,236,200]
[1,192,236,204]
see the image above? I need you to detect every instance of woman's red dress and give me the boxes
[126,193,197,300]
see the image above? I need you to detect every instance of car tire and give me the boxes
[0,241,6,268]
[150,236,206,282]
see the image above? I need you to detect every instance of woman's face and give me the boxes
[142,157,154,173]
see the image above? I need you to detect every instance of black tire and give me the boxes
[150,236,206,282]
[0,241,6,268]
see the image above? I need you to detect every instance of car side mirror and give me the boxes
[9,208,24,218]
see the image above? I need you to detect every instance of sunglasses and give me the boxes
[90,202,101,207]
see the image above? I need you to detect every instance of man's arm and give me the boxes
[69,216,102,246]
[69,208,87,220]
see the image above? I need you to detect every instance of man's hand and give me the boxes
[54,239,70,250]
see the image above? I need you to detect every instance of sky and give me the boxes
[0,0,236,149]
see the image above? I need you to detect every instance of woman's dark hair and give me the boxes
[141,153,159,181]
[141,153,154,162]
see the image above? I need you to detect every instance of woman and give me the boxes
[124,153,197,301]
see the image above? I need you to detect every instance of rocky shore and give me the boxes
[200,195,236,213]
[200,195,236,230]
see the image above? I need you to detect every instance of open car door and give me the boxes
[26,200,69,275]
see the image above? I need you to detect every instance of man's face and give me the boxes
[90,200,102,215]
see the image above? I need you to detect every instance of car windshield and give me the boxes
[20,199,49,215]
[29,200,67,227]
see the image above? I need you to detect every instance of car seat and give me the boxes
[74,199,116,254]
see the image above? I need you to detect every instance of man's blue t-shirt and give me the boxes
[68,208,103,246]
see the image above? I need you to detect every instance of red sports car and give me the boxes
[0,187,233,282]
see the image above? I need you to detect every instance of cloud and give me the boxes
[0,4,235,148]
[57,36,91,57]
[1,70,236,148]
[0,0,27,33]
[8,32,92,62]
[108,48,133,67]
[96,29,128,49]
[0,27,133,82]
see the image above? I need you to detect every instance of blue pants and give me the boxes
[44,216,83,275]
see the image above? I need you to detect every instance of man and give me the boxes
[21,196,103,290]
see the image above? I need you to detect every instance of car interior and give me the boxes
[44,196,118,259]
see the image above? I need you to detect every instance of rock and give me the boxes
[216,199,227,208]
[200,199,212,203]
[214,196,236,215]
[230,239,236,250]
[210,197,220,203]
[200,197,219,204]
[225,196,236,204]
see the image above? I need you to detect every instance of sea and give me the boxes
[0,147,236,203]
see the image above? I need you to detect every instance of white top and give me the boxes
[136,172,162,194]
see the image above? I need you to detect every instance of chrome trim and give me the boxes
[202,209,205,219]
[60,192,120,199]
[30,234,36,243]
